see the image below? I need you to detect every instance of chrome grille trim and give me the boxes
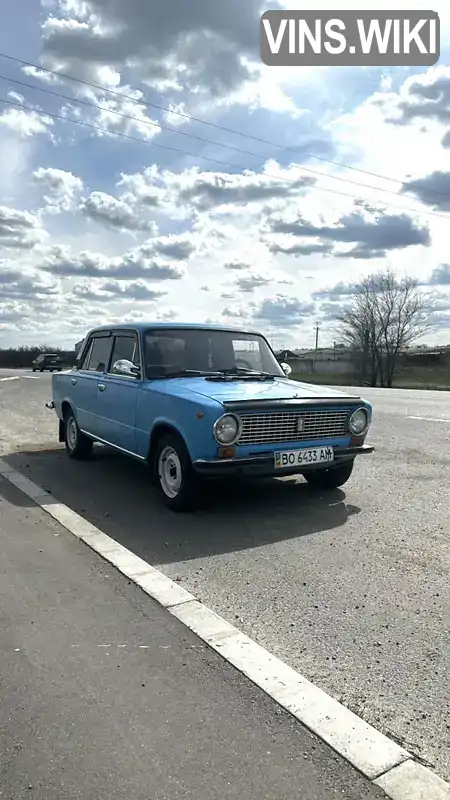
[237,409,350,445]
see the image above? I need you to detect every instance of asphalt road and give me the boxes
[1,369,449,782]
[1,476,388,800]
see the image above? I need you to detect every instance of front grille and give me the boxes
[237,408,350,445]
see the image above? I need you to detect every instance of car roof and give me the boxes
[83,322,265,336]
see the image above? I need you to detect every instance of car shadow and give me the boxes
[2,446,361,566]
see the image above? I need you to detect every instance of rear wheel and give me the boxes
[303,460,354,490]
[154,433,201,512]
[64,410,93,460]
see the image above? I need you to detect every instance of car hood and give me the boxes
[165,376,362,404]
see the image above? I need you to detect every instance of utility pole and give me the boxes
[314,323,320,350]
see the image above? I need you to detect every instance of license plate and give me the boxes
[274,446,334,468]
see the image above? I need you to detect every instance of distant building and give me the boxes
[74,340,84,357]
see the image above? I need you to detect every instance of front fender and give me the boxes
[150,416,189,448]
[135,383,224,460]
[148,413,217,462]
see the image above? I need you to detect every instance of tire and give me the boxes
[64,410,93,460]
[154,433,201,512]
[304,460,354,490]
[32,368,36,372]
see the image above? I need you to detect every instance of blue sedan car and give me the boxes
[47,323,374,511]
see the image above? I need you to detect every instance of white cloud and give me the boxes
[253,295,316,327]
[64,85,162,141]
[0,106,54,138]
[71,279,167,302]
[38,0,265,101]
[34,167,84,213]
[0,206,47,249]
[79,191,158,232]
[39,240,188,281]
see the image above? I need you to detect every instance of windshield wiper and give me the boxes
[162,369,222,378]
[152,368,278,381]
[216,368,276,379]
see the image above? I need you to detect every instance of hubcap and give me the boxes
[67,417,78,450]
[158,446,183,498]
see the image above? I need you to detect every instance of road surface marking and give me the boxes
[1,457,449,798]
[374,759,450,800]
[0,376,21,382]
[407,416,450,423]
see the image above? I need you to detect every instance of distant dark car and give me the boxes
[32,354,62,372]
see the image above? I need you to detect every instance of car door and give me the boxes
[96,329,142,454]
[70,330,113,438]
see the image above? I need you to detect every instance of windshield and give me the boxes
[143,328,285,379]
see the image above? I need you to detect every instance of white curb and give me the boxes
[1,457,449,799]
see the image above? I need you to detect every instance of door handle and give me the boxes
[71,378,77,385]
[98,383,106,391]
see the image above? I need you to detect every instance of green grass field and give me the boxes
[291,368,450,391]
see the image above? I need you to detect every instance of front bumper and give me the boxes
[193,444,374,477]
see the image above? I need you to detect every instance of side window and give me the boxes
[79,334,111,372]
[87,336,112,372]
[109,334,140,374]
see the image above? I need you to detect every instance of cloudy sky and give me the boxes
[1,0,450,350]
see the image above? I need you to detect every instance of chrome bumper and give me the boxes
[193,444,374,475]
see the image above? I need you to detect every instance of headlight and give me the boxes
[213,414,241,444]
[348,407,369,436]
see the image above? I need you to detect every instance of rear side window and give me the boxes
[79,334,111,372]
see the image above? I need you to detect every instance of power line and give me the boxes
[0,75,270,161]
[1,50,450,205]
[1,72,448,211]
[1,96,449,223]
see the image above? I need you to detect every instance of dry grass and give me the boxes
[291,368,450,391]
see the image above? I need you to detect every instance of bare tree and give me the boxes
[336,268,432,387]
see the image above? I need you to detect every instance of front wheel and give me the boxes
[64,410,93,460]
[303,460,354,490]
[155,433,201,512]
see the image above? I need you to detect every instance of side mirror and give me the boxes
[112,359,141,378]
[280,362,292,376]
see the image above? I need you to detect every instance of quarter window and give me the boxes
[78,340,93,370]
